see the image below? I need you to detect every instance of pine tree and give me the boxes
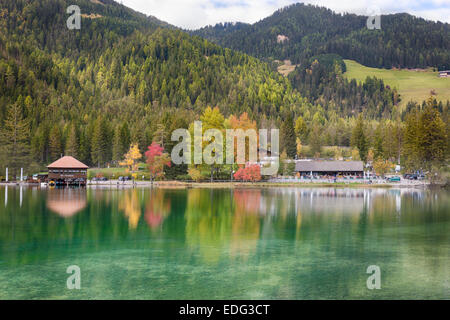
[351,114,369,163]
[91,117,110,167]
[48,125,63,161]
[112,127,121,162]
[403,111,420,170]
[112,122,132,163]
[120,122,131,155]
[78,130,91,166]
[373,122,384,160]
[0,103,30,177]
[65,123,79,158]
[281,113,297,158]
[153,123,166,148]
[417,98,447,169]
[309,124,322,158]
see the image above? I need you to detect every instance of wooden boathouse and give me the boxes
[47,156,89,186]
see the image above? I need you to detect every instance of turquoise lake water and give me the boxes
[0,186,448,299]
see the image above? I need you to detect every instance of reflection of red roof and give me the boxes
[47,189,87,218]
[47,156,89,169]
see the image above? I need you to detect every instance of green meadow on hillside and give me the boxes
[344,60,450,107]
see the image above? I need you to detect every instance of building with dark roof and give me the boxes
[295,160,364,177]
[439,70,450,78]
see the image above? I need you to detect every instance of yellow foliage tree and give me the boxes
[373,159,393,177]
[367,149,374,163]
[351,148,361,161]
[296,137,302,158]
[188,167,203,182]
[119,143,142,173]
[333,147,343,160]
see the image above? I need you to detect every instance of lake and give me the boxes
[0,186,448,299]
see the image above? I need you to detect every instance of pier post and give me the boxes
[5,168,8,182]
[20,168,23,182]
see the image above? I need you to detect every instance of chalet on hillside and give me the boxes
[47,156,89,186]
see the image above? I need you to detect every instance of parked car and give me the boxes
[100,177,109,181]
[119,176,132,182]
[388,176,401,182]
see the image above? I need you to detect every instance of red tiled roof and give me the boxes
[47,156,89,169]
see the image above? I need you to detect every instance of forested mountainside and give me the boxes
[193,3,450,70]
[0,0,171,58]
[0,0,313,170]
[193,3,449,117]
[288,54,400,118]
[0,0,447,179]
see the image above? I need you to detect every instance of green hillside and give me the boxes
[344,60,450,108]
[0,0,311,171]
[194,3,450,70]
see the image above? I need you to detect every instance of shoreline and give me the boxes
[0,180,434,189]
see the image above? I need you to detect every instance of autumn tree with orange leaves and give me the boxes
[233,164,262,182]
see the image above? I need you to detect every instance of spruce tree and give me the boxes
[65,123,79,158]
[91,117,110,168]
[112,126,122,162]
[351,114,368,163]
[373,122,385,160]
[0,103,30,177]
[113,122,131,162]
[281,113,297,158]
[309,124,322,158]
[417,99,447,169]
[48,125,63,161]
[403,111,419,170]
[120,122,131,154]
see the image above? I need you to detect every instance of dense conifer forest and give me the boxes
[0,0,448,180]
[194,3,450,70]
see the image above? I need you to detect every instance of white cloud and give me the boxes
[120,0,450,29]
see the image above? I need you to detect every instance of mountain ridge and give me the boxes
[192,2,450,70]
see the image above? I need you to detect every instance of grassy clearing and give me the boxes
[344,59,450,108]
[277,60,297,77]
[88,163,148,179]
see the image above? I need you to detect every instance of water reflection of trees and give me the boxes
[183,187,449,298]
[0,188,176,266]
[145,190,171,230]
[231,190,261,259]
[185,189,233,263]
[0,186,449,298]
[185,189,275,262]
[119,190,141,229]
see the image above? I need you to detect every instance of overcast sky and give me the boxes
[119,0,450,29]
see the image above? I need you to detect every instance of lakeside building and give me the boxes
[295,160,364,177]
[438,70,450,78]
[47,156,89,186]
